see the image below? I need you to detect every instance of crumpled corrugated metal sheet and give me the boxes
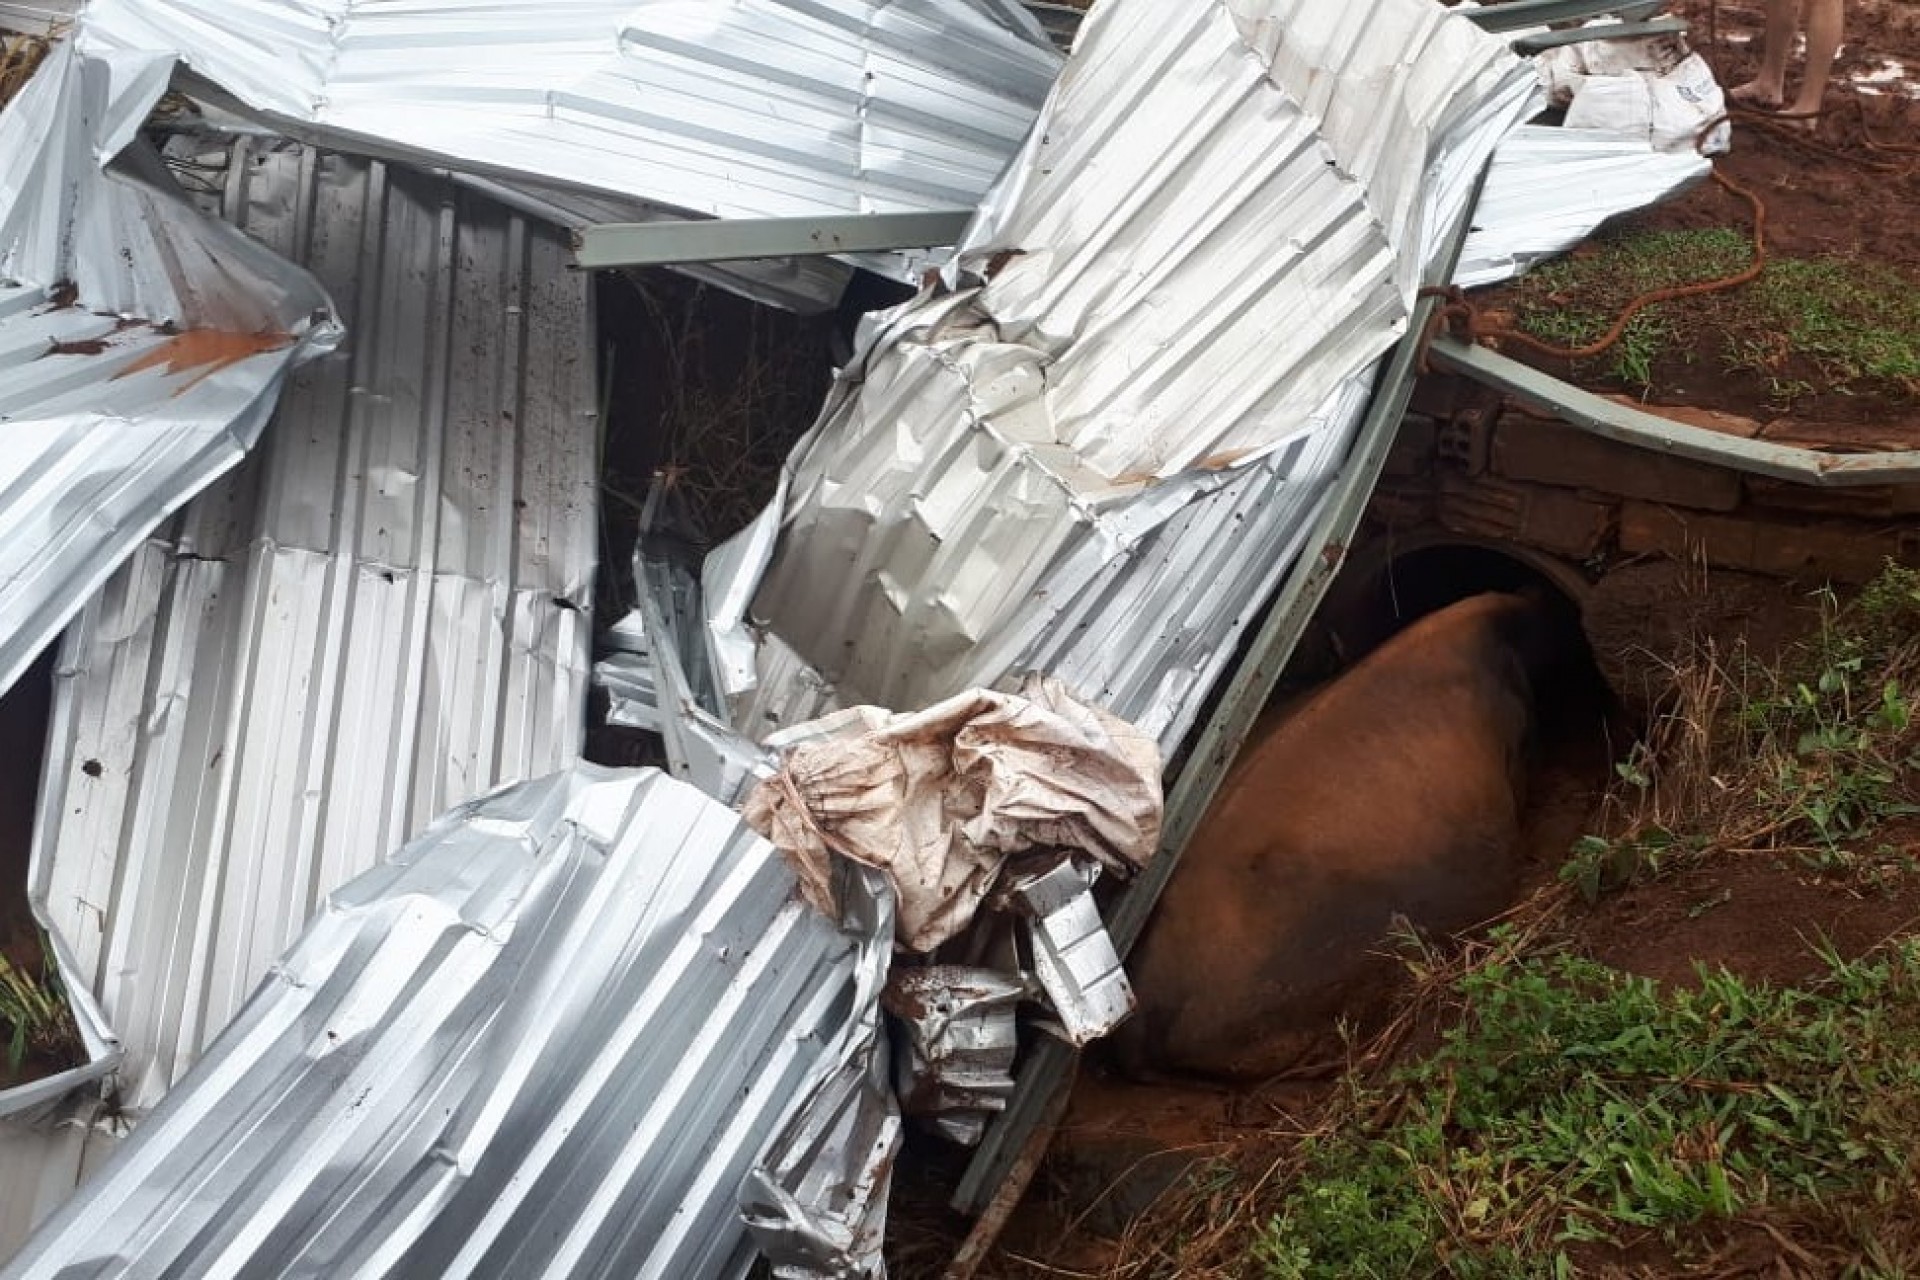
[694,0,1539,746]
[11,135,597,1152]
[3,766,895,1280]
[77,0,1062,232]
[0,39,339,699]
[1452,122,1711,290]
[882,967,1023,1146]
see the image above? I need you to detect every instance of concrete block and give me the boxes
[1618,502,1918,583]
[1438,473,1616,559]
[1493,416,1743,512]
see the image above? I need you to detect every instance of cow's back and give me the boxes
[1117,593,1556,1078]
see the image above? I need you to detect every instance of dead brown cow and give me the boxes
[1114,591,1572,1079]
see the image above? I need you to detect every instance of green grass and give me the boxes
[0,944,81,1078]
[1753,259,1920,382]
[1507,227,1920,395]
[1565,563,1920,900]
[1252,943,1920,1279]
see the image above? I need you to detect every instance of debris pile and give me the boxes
[0,0,1737,1274]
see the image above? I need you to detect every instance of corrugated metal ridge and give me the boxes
[23,137,598,1137]
[78,0,1063,222]
[4,766,885,1280]
[722,0,1538,728]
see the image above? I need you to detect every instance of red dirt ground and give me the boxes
[1479,0,1920,433]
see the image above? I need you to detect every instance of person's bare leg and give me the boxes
[1732,0,1796,107]
[1784,0,1844,124]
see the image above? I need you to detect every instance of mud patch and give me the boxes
[1580,838,1920,989]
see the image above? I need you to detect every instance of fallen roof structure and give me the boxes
[0,0,1765,1272]
[15,133,598,1114]
[1455,123,1710,290]
[0,128,599,1248]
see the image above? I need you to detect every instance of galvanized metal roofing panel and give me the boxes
[0,40,339,699]
[1453,122,1711,289]
[4,766,893,1280]
[20,137,598,1133]
[78,0,1062,225]
[711,0,1538,739]
[0,1120,115,1259]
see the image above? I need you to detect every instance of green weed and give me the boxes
[1564,562,1920,894]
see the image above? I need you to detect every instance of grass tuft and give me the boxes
[1253,942,1920,1279]
[0,943,83,1081]
[1568,561,1920,896]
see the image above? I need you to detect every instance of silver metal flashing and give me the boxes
[4,766,895,1280]
[15,132,598,1166]
[79,0,1063,284]
[445,172,856,316]
[1512,15,1689,54]
[0,40,339,700]
[0,3,70,35]
[1466,0,1669,32]
[1002,859,1132,1048]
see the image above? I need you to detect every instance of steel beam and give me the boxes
[572,210,972,268]
[1511,16,1689,53]
[1461,0,1668,33]
[1429,337,1920,487]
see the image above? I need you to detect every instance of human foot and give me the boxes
[1731,77,1785,108]
[1779,96,1826,130]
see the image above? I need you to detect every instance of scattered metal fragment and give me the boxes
[882,967,1026,1146]
[998,857,1134,1047]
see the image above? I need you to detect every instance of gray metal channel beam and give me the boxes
[1463,0,1669,33]
[1511,16,1688,53]
[572,210,972,268]
[951,182,1490,1221]
[1429,337,1920,486]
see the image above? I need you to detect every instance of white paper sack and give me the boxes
[743,676,1163,952]
[1538,24,1731,155]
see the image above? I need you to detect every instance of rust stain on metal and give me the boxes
[112,329,296,396]
[1196,447,1257,471]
